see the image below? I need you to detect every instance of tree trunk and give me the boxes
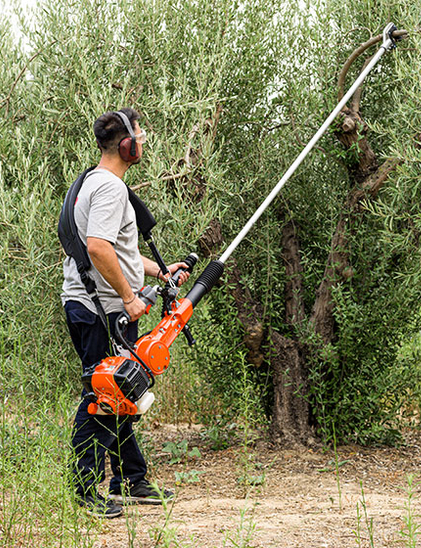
[221,219,315,447]
[269,218,315,446]
[269,331,314,446]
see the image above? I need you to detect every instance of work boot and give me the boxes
[77,492,123,518]
[109,480,174,505]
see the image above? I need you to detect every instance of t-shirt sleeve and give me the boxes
[86,180,127,245]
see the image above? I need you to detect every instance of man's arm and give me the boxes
[140,254,190,285]
[87,237,146,321]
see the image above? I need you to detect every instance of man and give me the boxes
[61,107,189,518]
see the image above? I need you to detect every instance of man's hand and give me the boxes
[124,295,147,322]
[165,262,191,286]
[142,256,191,286]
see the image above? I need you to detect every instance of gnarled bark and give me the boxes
[269,331,314,446]
[282,219,306,326]
[269,219,314,446]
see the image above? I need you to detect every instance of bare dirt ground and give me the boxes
[94,425,421,548]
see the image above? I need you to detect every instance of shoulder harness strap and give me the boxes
[58,167,157,328]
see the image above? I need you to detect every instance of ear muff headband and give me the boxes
[114,111,138,162]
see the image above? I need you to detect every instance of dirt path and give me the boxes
[95,426,421,547]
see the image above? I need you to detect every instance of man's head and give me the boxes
[93,108,145,163]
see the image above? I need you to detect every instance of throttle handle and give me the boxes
[170,252,198,286]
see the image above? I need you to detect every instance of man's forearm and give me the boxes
[141,255,161,278]
[87,237,134,302]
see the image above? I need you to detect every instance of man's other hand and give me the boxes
[166,262,190,286]
[124,295,147,321]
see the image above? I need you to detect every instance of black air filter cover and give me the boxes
[114,359,150,402]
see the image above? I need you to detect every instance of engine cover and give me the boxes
[82,356,151,415]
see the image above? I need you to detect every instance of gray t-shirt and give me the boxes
[61,168,144,314]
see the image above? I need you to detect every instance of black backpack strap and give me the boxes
[79,270,109,331]
[58,167,95,272]
[58,167,109,330]
[126,185,157,239]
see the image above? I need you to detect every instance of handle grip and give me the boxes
[138,285,158,313]
[170,252,198,287]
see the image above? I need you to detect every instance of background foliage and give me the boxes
[2,0,421,544]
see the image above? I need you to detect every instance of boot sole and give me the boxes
[85,506,123,518]
[109,494,173,505]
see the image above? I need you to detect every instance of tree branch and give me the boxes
[184,123,200,167]
[348,157,401,207]
[337,29,407,102]
[129,181,154,192]
[0,41,58,116]
[310,157,400,341]
[350,55,373,112]
[281,219,305,326]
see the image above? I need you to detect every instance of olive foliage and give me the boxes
[1,0,420,443]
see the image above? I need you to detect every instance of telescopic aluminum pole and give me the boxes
[185,23,403,310]
[219,23,400,265]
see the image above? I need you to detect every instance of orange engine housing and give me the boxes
[82,296,194,416]
[82,356,150,416]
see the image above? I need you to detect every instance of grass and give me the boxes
[2,386,421,547]
[351,476,421,548]
[2,322,420,548]
[1,394,98,548]
[399,474,420,548]
[0,324,256,547]
[355,481,376,548]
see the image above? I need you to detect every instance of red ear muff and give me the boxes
[118,136,139,162]
[114,110,140,162]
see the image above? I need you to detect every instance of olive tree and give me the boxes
[1,0,420,446]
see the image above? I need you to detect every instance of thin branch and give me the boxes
[132,105,222,193]
[289,109,334,159]
[0,41,58,116]
[184,123,200,167]
[263,121,290,133]
[130,168,197,191]
[341,27,373,42]
[210,103,223,142]
[130,172,186,192]
[185,105,223,166]
[129,181,154,192]
[43,110,68,154]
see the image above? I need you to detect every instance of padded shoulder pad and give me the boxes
[58,167,96,273]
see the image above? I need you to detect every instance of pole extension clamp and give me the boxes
[383,23,404,50]
[381,23,406,51]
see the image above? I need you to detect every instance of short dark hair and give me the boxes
[93,107,140,153]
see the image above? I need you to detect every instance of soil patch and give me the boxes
[94,424,421,547]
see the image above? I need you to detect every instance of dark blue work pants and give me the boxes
[65,300,147,496]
